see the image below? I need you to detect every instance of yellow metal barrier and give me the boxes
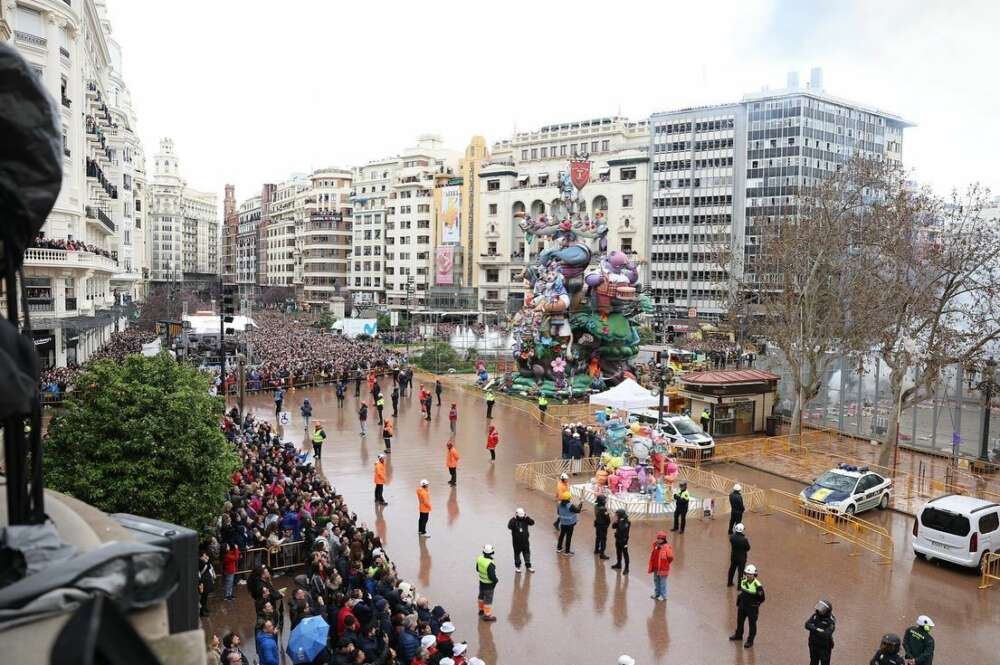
[763,488,894,564]
[234,547,269,576]
[979,551,1000,590]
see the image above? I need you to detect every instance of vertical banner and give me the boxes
[440,185,461,244]
[435,245,455,285]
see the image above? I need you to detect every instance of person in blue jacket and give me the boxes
[300,398,313,432]
[556,492,584,555]
[254,620,279,665]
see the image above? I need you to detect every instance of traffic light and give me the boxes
[222,285,237,335]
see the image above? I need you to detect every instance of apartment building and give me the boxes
[383,135,461,311]
[476,117,650,312]
[648,69,912,321]
[8,0,147,367]
[149,138,219,291]
[222,184,237,285]
[262,175,309,291]
[300,168,353,311]
[350,158,396,309]
[236,194,261,302]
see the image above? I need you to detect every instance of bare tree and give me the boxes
[865,183,1000,467]
[718,158,887,436]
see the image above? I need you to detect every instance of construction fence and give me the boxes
[980,552,1000,590]
[222,540,308,576]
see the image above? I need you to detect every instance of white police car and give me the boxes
[799,464,892,516]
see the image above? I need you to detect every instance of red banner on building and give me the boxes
[570,160,591,191]
[435,245,454,285]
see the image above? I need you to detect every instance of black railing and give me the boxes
[97,209,115,232]
[60,46,71,59]
[64,148,71,157]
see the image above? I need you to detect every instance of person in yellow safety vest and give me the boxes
[537,395,549,420]
[311,423,326,460]
[730,563,765,649]
[375,394,385,425]
[485,390,496,419]
[700,407,711,433]
[476,544,498,622]
[604,406,614,420]
[672,480,691,533]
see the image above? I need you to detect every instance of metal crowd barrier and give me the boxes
[763,488,894,564]
[979,552,1000,590]
[225,541,307,576]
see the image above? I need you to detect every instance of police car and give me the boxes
[799,464,892,515]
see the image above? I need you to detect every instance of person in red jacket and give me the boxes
[222,543,240,600]
[647,531,674,601]
[486,425,500,462]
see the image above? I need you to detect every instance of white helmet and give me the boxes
[744,564,757,575]
[420,479,429,487]
[917,615,934,628]
[560,472,569,480]
[483,544,495,555]
[617,656,636,665]
[733,523,745,534]
[733,484,742,492]
[515,507,525,518]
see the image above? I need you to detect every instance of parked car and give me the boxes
[799,464,893,515]
[629,409,715,458]
[912,494,1000,571]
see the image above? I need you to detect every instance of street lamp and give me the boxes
[969,358,998,463]
[654,362,674,426]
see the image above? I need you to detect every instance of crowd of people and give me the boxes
[40,328,157,394]
[230,314,403,390]
[30,235,117,260]
[204,409,488,665]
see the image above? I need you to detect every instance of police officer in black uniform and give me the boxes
[870,633,905,665]
[805,599,836,665]
[727,523,750,587]
[728,484,745,534]
[671,481,691,533]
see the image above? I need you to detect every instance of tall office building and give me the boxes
[300,168,353,311]
[350,158,396,309]
[7,0,148,367]
[648,70,911,321]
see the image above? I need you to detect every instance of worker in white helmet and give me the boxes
[727,522,750,587]
[508,507,535,573]
[903,615,935,665]
[728,483,745,534]
[729,563,764,648]
[476,544,499,622]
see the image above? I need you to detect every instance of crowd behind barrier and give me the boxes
[205,410,477,665]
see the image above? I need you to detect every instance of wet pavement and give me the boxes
[207,377,999,665]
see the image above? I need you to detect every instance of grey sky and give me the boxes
[106,0,999,204]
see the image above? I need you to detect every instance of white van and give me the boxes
[629,409,715,458]
[911,494,1000,571]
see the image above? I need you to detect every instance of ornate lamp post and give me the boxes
[655,362,674,426]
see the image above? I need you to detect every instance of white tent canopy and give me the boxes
[588,378,660,410]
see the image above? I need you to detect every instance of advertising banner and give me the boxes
[439,185,461,244]
[435,245,455,285]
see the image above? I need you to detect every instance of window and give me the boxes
[486,290,499,300]
[981,513,1000,534]
[487,241,497,255]
[622,194,633,208]
[601,140,610,152]
[920,507,970,536]
[540,147,548,158]
[620,168,636,181]
[521,150,528,160]
[485,269,499,283]
[621,238,632,253]
[487,179,500,192]
[488,203,497,215]
[530,148,538,160]
[17,6,44,37]
[560,145,567,157]
[580,142,587,154]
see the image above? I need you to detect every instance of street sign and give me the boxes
[390,311,399,328]
[278,411,291,426]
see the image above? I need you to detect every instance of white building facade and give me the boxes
[149,138,219,289]
[301,168,353,311]
[350,159,396,309]
[648,71,911,321]
[8,0,147,368]
[476,117,650,312]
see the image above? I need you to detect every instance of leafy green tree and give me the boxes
[637,326,657,345]
[318,311,336,328]
[416,341,462,373]
[44,354,237,533]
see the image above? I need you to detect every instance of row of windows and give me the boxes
[652,233,731,245]
[655,157,734,172]
[650,270,729,281]
[653,214,733,226]
[650,252,717,263]
[519,140,612,161]
[652,195,733,208]
[694,138,734,151]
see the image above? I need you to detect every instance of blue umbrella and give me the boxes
[287,615,329,663]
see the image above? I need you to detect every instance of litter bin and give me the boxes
[765,415,779,437]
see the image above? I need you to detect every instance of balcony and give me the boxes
[61,96,71,109]
[14,31,46,48]
[28,300,54,313]
[85,206,116,233]
[59,46,70,59]
[478,253,505,264]
[25,248,117,273]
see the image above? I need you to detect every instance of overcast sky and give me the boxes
[105,0,999,205]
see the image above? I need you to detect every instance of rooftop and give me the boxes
[680,369,780,385]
